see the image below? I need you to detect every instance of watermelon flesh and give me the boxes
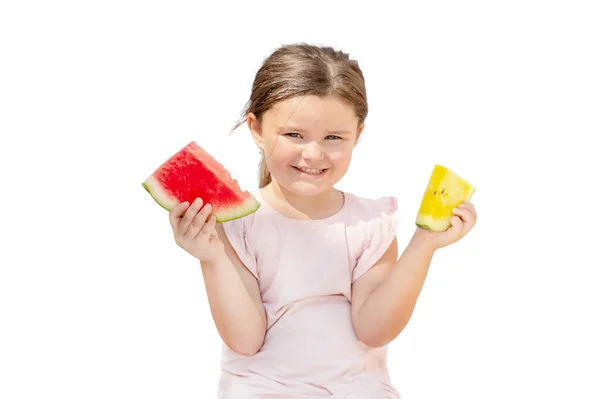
[415,164,476,232]
[142,141,260,222]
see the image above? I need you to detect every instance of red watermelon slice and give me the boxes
[142,141,260,222]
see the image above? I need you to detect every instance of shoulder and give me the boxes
[220,189,276,247]
[343,192,399,225]
[343,192,401,281]
[219,192,264,279]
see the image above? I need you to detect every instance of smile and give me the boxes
[292,166,327,176]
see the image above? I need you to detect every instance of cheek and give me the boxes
[327,146,354,165]
[266,139,297,166]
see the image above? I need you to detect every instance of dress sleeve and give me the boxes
[221,217,259,279]
[352,196,400,282]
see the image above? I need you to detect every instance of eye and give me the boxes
[325,135,342,140]
[285,132,302,138]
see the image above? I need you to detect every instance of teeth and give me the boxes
[297,167,323,175]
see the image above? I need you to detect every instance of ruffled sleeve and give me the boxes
[352,196,400,282]
[221,216,259,280]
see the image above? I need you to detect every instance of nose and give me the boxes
[301,141,324,161]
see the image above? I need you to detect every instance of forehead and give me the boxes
[263,95,359,132]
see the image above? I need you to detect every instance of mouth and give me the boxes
[292,166,328,177]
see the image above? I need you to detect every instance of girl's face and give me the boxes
[248,95,363,197]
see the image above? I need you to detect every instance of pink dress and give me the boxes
[219,189,401,398]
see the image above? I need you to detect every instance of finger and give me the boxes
[178,198,203,236]
[185,203,213,239]
[459,202,477,219]
[209,215,219,238]
[449,215,464,232]
[470,204,477,220]
[453,207,475,228]
[169,201,189,231]
[465,203,477,223]
[196,214,217,241]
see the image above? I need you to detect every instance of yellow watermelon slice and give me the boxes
[142,141,260,222]
[415,164,476,232]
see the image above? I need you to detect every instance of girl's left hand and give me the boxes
[418,202,478,250]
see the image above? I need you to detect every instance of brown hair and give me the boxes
[232,43,369,188]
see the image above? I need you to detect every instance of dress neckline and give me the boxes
[255,188,350,223]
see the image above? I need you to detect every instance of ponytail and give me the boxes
[258,154,271,188]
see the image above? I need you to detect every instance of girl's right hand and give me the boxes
[169,197,225,264]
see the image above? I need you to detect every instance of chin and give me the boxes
[281,173,342,197]
[284,182,331,197]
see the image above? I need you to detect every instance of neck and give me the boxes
[262,181,344,220]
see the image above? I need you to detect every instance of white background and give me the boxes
[1,1,599,398]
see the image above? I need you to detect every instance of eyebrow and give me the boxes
[279,125,353,135]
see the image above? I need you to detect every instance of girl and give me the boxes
[168,43,477,398]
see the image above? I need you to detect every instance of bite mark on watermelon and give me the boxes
[142,141,260,222]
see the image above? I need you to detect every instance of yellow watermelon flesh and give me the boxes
[415,164,476,232]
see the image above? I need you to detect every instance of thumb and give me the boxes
[169,201,189,232]
[208,215,219,238]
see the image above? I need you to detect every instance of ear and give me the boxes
[247,113,264,152]
[355,122,365,146]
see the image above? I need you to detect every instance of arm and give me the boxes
[351,229,436,348]
[199,224,267,356]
